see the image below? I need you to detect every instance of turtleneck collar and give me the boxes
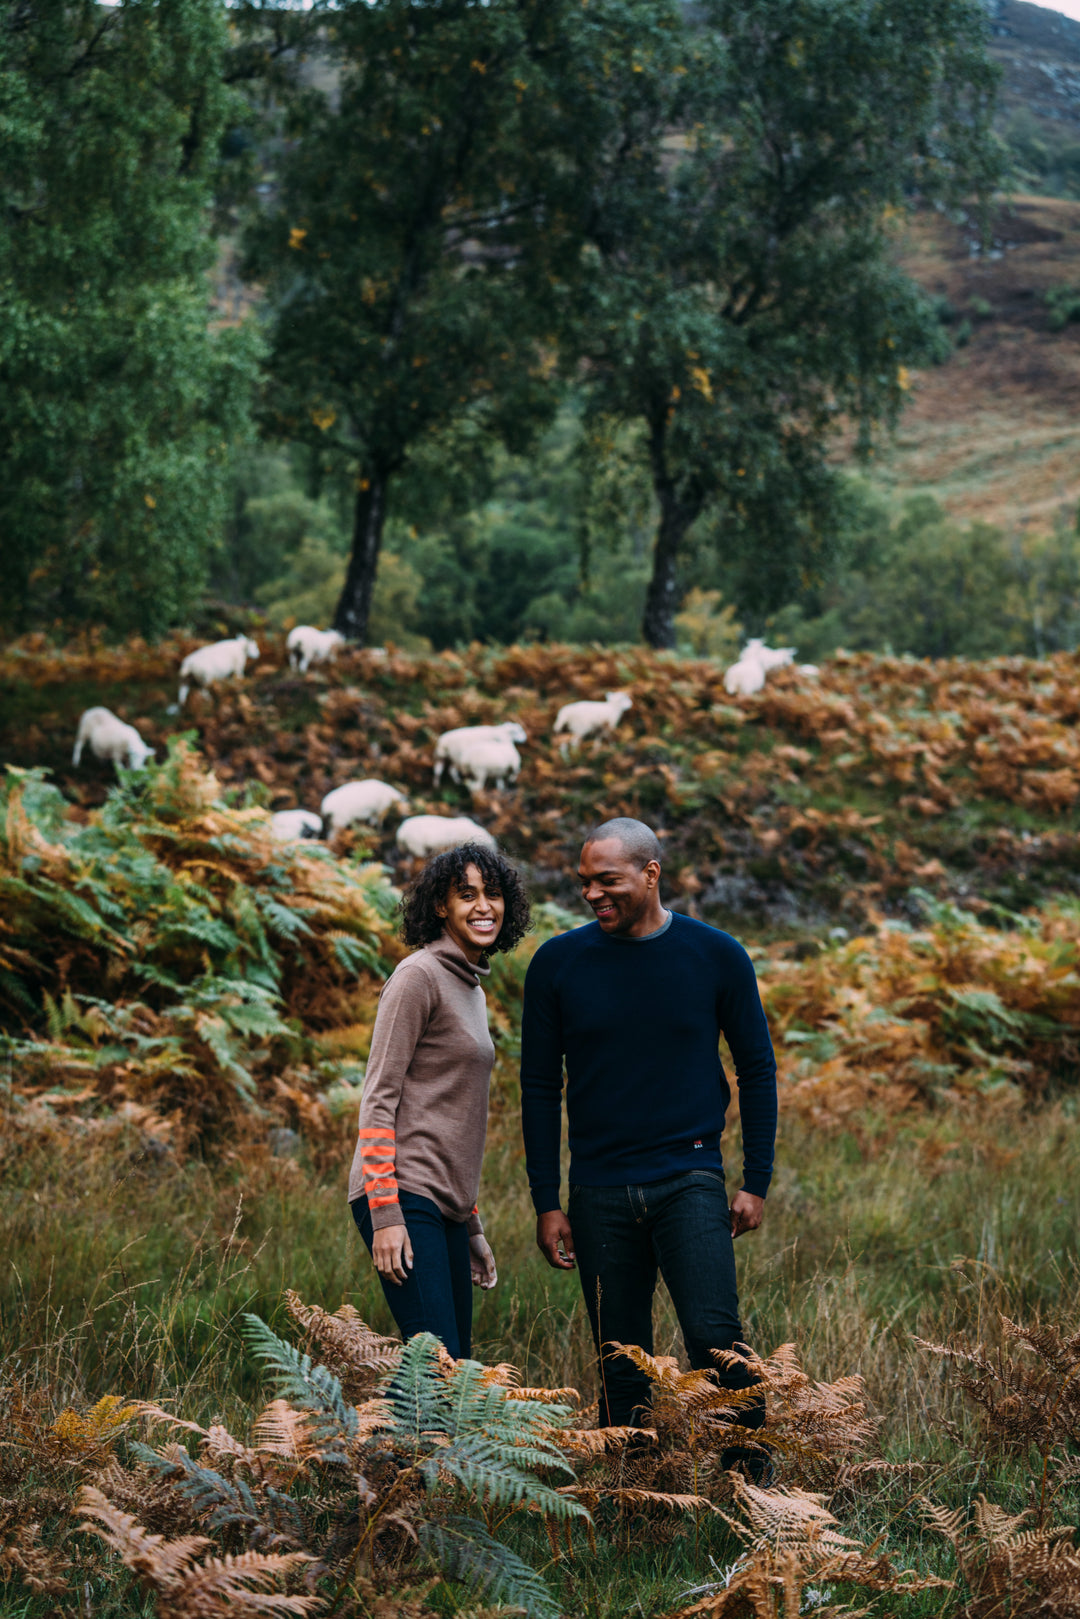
[425,931,491,985]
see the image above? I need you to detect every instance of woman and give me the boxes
[348,842,530,1359]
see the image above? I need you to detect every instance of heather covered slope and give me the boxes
[4,635,1080,932]
[3,638,1079,1153]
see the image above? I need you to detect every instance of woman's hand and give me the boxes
[469,1234,497,1290]
[372,1223,413,1286]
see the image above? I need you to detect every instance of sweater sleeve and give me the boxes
[716,942,778,1200]
[520,944,565,1215]
[358,961,434,1231]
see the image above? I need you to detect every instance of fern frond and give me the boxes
[560,1485,716,1514]
[160,1549,319,1616]
[76,1483,211,1584]
[419,1514,560,1619]
[556,1426,646,1458]
[241,1315,357,1448]
[422,1434,584,1522]
[131,1441,264,1531]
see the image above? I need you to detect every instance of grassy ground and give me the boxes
[3,641,1080,1613]
[3,1099,1078,1615]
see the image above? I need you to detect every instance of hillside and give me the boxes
[879,192,1080,530]
[987,0,1080,126]
[4,636,1079,936]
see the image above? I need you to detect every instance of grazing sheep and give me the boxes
[723,657,766,698]
[177,636,260,708]
[723,639,796,697]
[321,780,408,833]
[395,815,496,859]
[287,625,345,674]
[456,736,522,794]
[552,691,633,753]
[270,810,324,842]
[754,640,796,672]
[433,722,528,787]
[73,707,154,771]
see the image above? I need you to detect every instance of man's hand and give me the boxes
[730,1191,765,1238]
[537,1209,576,1269]
[372,1223,413,1285]
[469,1234,498,1290]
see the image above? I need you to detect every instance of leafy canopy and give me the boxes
[0,0,259,638]
[571,0,1001,643]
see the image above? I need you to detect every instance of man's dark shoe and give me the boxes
[720,1445,777,1487]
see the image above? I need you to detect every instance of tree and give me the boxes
[572,0,1001,648]
[243,0,676,645]
[0,0,259,638]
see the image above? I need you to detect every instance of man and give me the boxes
[520,817,777,1465]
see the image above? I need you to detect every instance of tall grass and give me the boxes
[6,1104,1077,1444]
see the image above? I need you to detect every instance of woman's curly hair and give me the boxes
[400,843,531,955]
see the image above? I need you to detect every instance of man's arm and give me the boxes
[717,941,778,1223]
[520,945,575,1267]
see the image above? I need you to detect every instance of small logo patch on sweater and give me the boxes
[693,1139,703,1149]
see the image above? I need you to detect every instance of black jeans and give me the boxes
[568,1168,764,1430]
[351,1189,473,1360]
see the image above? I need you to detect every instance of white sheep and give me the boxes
[287,625,345,674]
[552,691,633,753]
[433,722,528,787]
[270,810,324,842]
[723,640,796,697]
[72,707,154,771]
[321,780,408,833]
[723,657,765,697]
[395,815,496,859]
[177,636,260,707]
[457,736,522,794]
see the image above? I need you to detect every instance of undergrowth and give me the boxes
[2,638,1080,1612]
[5,636,1080,929]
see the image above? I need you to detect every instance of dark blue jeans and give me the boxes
[568,1168,764,1431]
[351,1189,473,1360]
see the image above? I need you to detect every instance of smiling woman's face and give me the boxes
[437,862,506,962]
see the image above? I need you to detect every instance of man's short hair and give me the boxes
[582,817,662,868]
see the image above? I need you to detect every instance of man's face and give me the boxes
[577,837,658,935]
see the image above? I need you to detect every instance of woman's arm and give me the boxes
[358,962,434,1234]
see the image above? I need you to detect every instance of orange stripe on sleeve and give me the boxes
[359,1128,399,1210]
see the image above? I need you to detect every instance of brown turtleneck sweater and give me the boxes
[348,934,495,1233]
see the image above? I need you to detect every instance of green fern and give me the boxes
[419,1515,563,1619]
[385,1347,583,1520]
[235,1317,588,1617]
[241,1316,358,1449]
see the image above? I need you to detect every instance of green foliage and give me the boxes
[569,0,1001,644]
[769,493,1080,659]
[1045,283,1080,332]
[674,589,742,661]
[232,1318,584,1616]
[0,0,260,638]
[1001,107,1080,199]
[242,405,656,648]
[0,742,399,1130]
[211,443,351,607]
[242,1313,359,1447]
[242,0,618,641]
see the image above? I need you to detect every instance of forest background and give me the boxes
[7,0,1080,661]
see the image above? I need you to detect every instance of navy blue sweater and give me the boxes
[520,913,777,1213]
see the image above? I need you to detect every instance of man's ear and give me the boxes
[643,860,661,889]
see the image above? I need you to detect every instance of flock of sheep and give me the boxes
[70,625,816,858]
